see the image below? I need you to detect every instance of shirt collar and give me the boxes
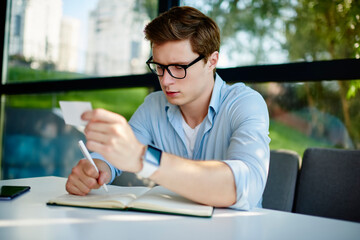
[208,73,225,116]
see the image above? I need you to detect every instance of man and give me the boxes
[66,6,270,210]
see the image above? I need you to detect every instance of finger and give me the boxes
[85,121,113,135]
[82,109,126,124]
[98,171,110,185]
[85,130,108,144]
[73,170,100,194]
[66,182,83,195]
[86,140,108,155]
[81,110,94,121]
[82,160,100,179]
[66,173,92,195]
[86,123,128,146]
[72,159,100,191]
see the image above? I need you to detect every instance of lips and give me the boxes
[165,90,180,97]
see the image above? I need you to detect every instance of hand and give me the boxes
[82,109,145,173]
[66,158,110,195]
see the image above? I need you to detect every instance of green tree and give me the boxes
[284,0,360,147]
[185,0,291,64]
[186,0,360,147]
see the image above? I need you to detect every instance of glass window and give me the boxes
[7,0,157,83]
[181,0,360,153]
[250,80,360,155]
[181,0,360,68]
[2,88,148,179]
[2,0,359,179]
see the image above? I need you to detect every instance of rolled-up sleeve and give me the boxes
[223,92,270,210]
[90,152,122,183]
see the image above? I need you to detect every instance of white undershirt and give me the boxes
[182,116,201,159]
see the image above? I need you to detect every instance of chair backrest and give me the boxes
[111,172,156,187]
[262,149,300,212]
[293,148,360,222]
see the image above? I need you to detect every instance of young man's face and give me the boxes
[152,40,216,108]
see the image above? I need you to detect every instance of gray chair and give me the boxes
[293,148,360,222]
[111,172,156,187]
[262,149,300,212]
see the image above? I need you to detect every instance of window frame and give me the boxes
[0,0,360,179]
[1,0,359,95]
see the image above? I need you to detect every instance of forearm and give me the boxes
[150,152,237,207]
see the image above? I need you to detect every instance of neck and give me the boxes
[180,80,214,129]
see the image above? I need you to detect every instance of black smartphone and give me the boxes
[0,185,31,200]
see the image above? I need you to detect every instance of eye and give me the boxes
[174,65,183,70]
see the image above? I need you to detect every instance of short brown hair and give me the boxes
[144,6,220,62]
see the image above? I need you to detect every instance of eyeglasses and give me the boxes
[146,55,205,79]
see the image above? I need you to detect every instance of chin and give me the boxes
[165,97,184,106]
[166,98,180,106]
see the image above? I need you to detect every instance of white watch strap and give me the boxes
[137,145,161,178]
[137,160,159,178]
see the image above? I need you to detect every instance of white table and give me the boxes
[0,177,359,240]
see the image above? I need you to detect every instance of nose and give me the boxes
[161,68,176,86]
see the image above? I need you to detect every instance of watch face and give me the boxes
[146,145,162,166]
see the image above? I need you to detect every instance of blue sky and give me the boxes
[62,0,98,19]
[61,0,98,72]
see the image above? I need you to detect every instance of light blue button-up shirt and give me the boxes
[93,74,270,210]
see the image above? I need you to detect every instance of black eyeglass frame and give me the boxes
[146,55,205,79]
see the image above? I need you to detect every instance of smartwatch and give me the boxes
[137,145,162,178]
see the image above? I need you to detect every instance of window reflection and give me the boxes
[3,88,148,179]
[3,0,359,180]
[181,0,360,67]
[181,0,360,152]
[8,0,155,83]
[250,80,360,154]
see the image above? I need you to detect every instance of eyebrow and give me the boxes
[152,58,191,66]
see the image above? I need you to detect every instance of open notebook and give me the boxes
[47,185,213,217]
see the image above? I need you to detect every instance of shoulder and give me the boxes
[223,83,266,108]
[220,83,268,122]
[130,91,166,122]
[129,91,167,144]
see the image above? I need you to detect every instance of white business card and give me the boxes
[59,101,92,127]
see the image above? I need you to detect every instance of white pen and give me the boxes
[78,140,108,192]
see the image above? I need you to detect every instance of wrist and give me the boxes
[137,145,162,178]
[137,144,147,171]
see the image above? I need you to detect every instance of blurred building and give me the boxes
[85,0,150,76]
[9,0,62,67]
[58,17,80,72]
[9,0,150,75]
[9,0,80,72]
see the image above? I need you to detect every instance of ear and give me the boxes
[207,51,219,72]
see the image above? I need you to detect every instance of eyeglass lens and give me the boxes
[148,64,186,79]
